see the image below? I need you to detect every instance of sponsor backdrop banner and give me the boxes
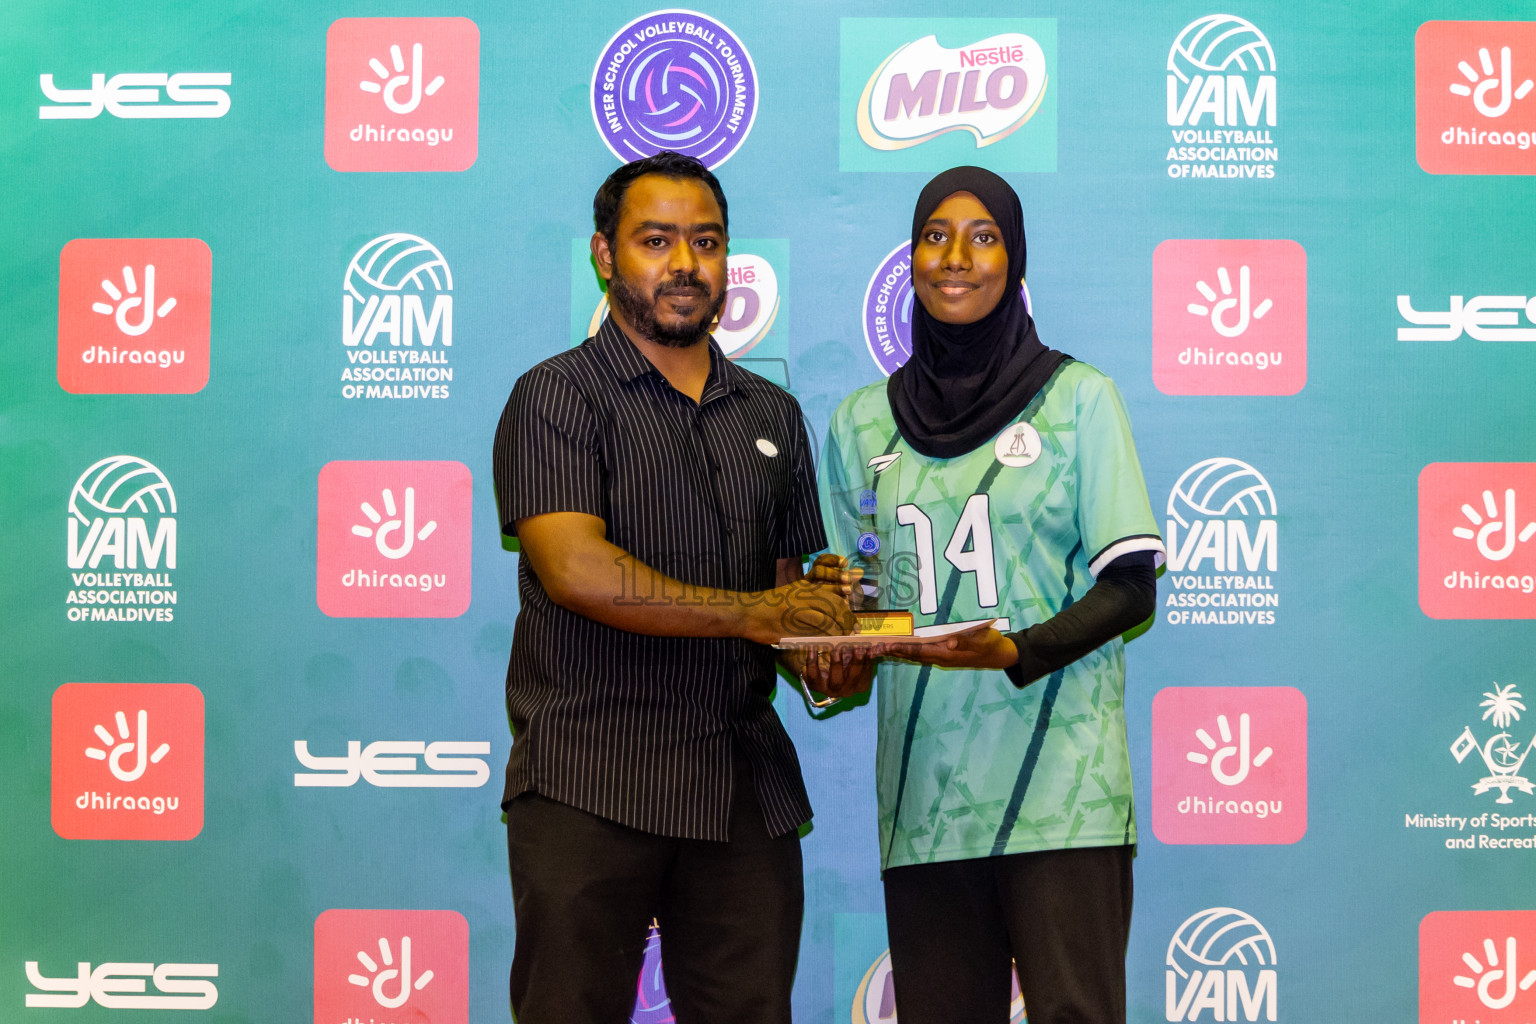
[3,2,1534,1022]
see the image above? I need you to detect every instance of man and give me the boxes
[491,151,853,1024]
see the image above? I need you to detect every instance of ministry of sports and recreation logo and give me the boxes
[1398,292,1536,341]
[66,455,179,623]
[57,238,211,394]
[1152,686,1307,845]
[325,17,480,172]
[841,18,1056,172]
[1165,907,1278,1022]
[39,70,230,119]
[25,960,218,1009]
[1164,458,1279,626]
[861,240,1031,376]
[314,909,468,1023]
[1452,682,1536,807]
[1164,15,1279,180]
[51,682,204,841]
[1419,463,1536,619]
[591,10,757,168]
[1152,239,1306,396]
[1417,22,1536,175]
[1421,911,1536,1022]
[316,461,472,618]
[340,233,455,400]
[294,739,490,788]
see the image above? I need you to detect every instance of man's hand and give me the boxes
[745,574,856,644]
[783,646,876,702]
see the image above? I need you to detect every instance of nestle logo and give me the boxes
[958,44,1025,67]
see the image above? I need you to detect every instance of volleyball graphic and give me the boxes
[1168,15,1275,83]
[1167,457,1276,528]
[69,456,177,523]
[1166,907,1277,979]
[344,233,453,301]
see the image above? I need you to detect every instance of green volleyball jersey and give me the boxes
[820,361,1164,869]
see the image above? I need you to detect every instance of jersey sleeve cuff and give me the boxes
[1088,535,1166,578]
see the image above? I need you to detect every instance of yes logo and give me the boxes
[1152,240,1306,396]
[39,72,230,119]
[314,909,468,1024]
[1152,687,1307,845]
[1419,463,1536,619]
[325,18,480,172]
[316,461,472,618]
[25,961,218,1009]
[294,740,491,787]
[1421,912,1536,1022]
[58,239,211,394]
[1417,22,1536,175]
[51,683,204,840]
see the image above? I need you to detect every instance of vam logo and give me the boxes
[57,238,211,394]
[1166,907,1277,1022]
[294,740,491,787]
[1152,687,1307,845]
[39,71,230,119]
[1398,293,1536,341]
[314,909,468,1024]
[25,961,218,1009]
[1419,463,1536,619]
[325,18,480,172]
[316,461,472,618]
[1152,240,1306,395]
[65,455,179,623]
[340,233,454,401]
[51,683,204,840]
[841,18,1057,172]
[1421,911,1536,1022]
[1417,22,1536,175]
[1165,16,1278,180]
[591,10,758,169]
[1164,458,1279,626]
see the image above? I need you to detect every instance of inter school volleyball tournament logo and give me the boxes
[1165,15,1279,180]
[585,250,780,358]
[66,455,179,623]
[861,240,1032,376]
[1421,912,1536,1023]
[325,17,480,172]
[57,238,211,394]
[591,10,757,168]
[314,909,468,1024]
[1164,458,1279,627]
[51,682,204,841]
[1152,687,1307,846]
[852,950,1026,1024]
[1417,22,1536,175]
[1419,463,1536,619]
[316,461,472,618]
[340,233,455,401]
[1152,239,1306,396]
[1165,908,1278,1023]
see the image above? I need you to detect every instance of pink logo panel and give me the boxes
[1151,686,1307,845]
[316,461,472,618]
[57,239,211,394]
[314,909,468,1024]
[1152,239,1306,396]
[51,682,204,840]
[1420,911,1536,1023]
[1420,463,1536,619]
[325,17,480,172]
[1417,21,1536,175]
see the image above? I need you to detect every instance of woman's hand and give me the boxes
[874,627,1019,671]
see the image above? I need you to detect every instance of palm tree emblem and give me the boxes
[1452,683,1536,804]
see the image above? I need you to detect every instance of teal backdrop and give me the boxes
[4,2,1536,1022]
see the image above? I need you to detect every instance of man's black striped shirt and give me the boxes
[491,318,825,840]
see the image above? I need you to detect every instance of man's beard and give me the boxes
[607,269,726,348]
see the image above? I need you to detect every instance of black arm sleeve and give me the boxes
[1002,550,1157,688]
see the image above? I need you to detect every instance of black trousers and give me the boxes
[882,844,1134,1024]
[505,762,803,1024]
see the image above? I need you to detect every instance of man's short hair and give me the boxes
[592,152,729,245]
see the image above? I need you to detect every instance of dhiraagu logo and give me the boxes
[568,237,790,389]
[840,18,1056,172]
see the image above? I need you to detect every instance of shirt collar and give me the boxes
[592,315,742,399]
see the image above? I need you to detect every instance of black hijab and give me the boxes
[887,166,1069,459]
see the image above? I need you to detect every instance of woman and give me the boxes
[818,166,1163,1023]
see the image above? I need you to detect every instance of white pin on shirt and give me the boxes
[756,438,779,457]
